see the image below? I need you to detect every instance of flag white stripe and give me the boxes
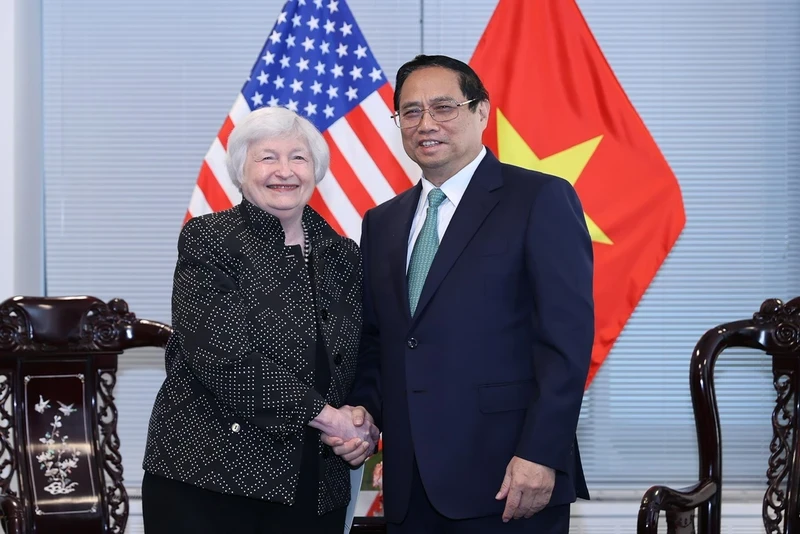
[206,138,243,206]
[188,185,212,219]
[229,94,251,125]
[328,117,396,205]
[317,170,362,241]
[360,91,420,184]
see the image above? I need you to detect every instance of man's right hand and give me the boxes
[320,405,379,466]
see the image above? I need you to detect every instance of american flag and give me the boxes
[185,0,419,240]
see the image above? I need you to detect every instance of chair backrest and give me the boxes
[638,296,800,534]
[0,296,171,534]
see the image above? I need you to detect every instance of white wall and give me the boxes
[0,0,44,299]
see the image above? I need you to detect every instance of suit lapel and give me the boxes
[412,153,503,323]
[387,183,422,323]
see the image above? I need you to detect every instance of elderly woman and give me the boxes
[142,107,378,533]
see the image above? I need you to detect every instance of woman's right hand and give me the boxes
[310,405,377,446]
[311,405,379,466]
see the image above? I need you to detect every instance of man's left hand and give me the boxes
[495,457,555,522]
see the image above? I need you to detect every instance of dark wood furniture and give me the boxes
[0,296,171,534]
[638,296,800,534]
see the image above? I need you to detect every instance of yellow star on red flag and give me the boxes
[496,109,612,245]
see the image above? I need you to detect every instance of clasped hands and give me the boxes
[311,405,379,467]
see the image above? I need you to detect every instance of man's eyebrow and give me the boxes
[400,96,456,110]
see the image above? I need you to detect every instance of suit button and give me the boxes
[407,338,418,349]
[333,353,343,365]
[320,309,329,322]
[231,423,241,433]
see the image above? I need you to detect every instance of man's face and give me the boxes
[396,66,489,184]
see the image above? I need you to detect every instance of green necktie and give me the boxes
[408,188,447,316]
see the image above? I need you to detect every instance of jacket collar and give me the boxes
[238,197,339,247]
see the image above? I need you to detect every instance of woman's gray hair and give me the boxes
[225,106,330,188]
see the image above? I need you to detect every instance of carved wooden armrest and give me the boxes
[637,479,717,534]
[0,493,25,534]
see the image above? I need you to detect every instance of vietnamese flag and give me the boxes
[470,0,685,387]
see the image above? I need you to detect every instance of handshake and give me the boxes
[310,404,380,467]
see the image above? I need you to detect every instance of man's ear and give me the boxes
[478,100,490,122]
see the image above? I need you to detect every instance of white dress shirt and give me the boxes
[406,146,487,271]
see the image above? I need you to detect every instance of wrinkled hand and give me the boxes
[495,457,555,522]
[321,405,379,466]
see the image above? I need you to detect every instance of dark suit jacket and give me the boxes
[349,151,594,522]
[143,199,362,514]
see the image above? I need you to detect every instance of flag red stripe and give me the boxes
[346,106,412,194]
[197,162,234,213]
[322,131,375,217]
[218,117,235,150]
[308,190,345,236]
[378,83,395,113]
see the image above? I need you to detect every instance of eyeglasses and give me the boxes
[391,99,477,129]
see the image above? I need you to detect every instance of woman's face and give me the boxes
[240,135,316,222]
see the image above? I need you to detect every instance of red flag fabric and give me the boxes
[470,0,686,386]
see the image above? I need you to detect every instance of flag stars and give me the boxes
[268,96,280,107]
[340,22,353,37]
[302,37,315,51]
[286,34,296,47]
[331,64,344,78]
[269,30,282,44]
[314,0,323,8]
[327,85,339,99]
[336,43,348,57]
[277,12,287,24]
[311,80,323,94]
[304,102,317,116]
[290,79,304,93]
[346,86,358,100]
[369,67,382,82]
[320,41,331,54]
[257,71,269,85]
[274,75,285,89]
[324,20,336,34]
[287,99,299,112]
[297,57,310,71]
[327,0,339,13]
[292,14,302,27]
[307,16,320,31]
[315,61,326,75]
[251,92,264,107]
[280,55,291,68]
[349,65,363,80]
[262,51,275,65]
[324,104,335,118]
[354,45,367,59]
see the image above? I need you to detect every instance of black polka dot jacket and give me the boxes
[143,198,363,514]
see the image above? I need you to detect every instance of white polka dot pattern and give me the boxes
[143,199,363,515]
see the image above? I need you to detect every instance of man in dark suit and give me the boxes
[328,54,594,533]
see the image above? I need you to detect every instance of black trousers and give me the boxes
[387,460,570,534]
[141,472,346,534]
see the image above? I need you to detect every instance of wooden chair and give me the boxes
[0,296,171,534]
[638,296,800,534]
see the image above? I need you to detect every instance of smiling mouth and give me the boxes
[267,185,299,190]
[419,141,442,147]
